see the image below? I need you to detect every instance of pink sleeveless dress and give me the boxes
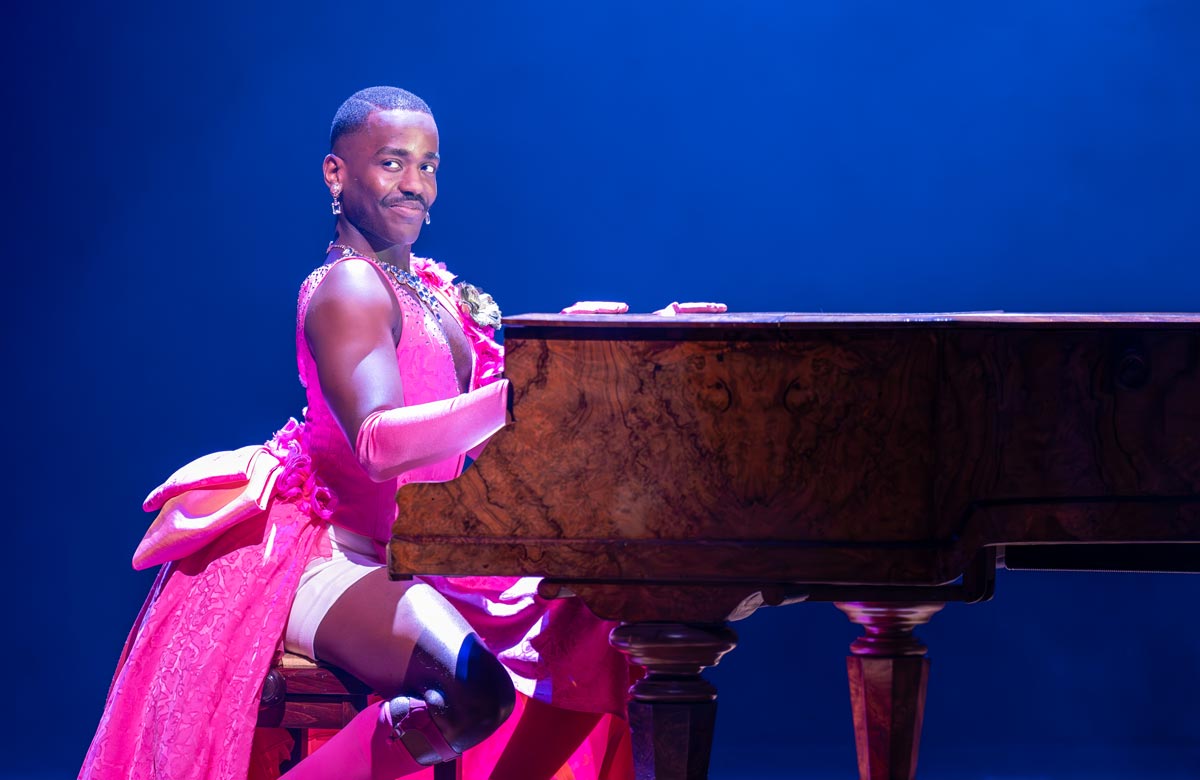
[80,256,632,780]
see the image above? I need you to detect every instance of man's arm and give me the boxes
[304,258,407,449]
[304,259,508,483]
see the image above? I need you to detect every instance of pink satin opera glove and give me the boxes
[561,301,630,314]
[652,301,728,316]
[355,379,510,482]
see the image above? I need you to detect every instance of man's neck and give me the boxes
[370,242,413,272]
[332,223,412,272]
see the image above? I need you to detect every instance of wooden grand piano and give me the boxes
[389,313,1200,780]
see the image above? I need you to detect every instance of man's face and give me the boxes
[333,109,439,248]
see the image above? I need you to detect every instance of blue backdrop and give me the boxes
[6,1,1200,777]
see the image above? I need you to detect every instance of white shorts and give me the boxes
[283,524,383,659]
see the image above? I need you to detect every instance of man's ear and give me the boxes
[323,154,344,191]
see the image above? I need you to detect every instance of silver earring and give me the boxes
[424,210,431,226]
[331,185,342,215]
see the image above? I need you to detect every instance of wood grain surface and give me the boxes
[391,315,1200,600]
[389,313,1200,780]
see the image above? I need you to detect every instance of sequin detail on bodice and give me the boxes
[295,257,465,544]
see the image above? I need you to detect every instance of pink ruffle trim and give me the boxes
[267,417,336,520]
[412,257,505,389]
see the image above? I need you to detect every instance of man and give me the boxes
[81,87,631,780]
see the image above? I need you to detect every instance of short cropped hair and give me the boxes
[330,86,432,149]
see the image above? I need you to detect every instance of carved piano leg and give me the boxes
[609,623,738,780]
[834,602,944,780]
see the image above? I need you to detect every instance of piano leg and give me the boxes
[835,602,945,780]
[609,622,738,780]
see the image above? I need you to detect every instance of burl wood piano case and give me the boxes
[390,312,1200,780]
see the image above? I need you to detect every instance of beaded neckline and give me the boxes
[321,242,506,390]
[328,243,441,322]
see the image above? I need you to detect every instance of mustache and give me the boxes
[384,194,428,210]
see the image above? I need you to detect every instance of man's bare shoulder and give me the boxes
[306,258,397,333]
[310,258,394,307]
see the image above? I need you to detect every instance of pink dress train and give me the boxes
[80,256,633,780]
